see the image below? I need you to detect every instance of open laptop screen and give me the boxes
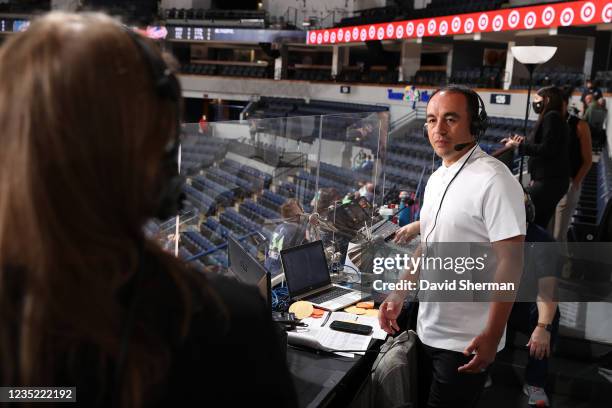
[281,240,331,298]
[228,237,271,313]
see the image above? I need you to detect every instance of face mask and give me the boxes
[532,100,544,114]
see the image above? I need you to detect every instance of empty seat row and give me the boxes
[181,63,269,79]
[183,185,216,215]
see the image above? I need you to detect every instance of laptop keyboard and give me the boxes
[305,286,353,304]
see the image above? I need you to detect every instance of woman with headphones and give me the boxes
[0,13,297,407]
[504,86,570,229]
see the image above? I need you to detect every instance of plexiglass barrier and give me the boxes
[146,111,395,278]
[143,110,612,346]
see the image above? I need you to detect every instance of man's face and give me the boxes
[425,91,474,162]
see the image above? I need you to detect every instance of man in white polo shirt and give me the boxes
[379,85,525,408]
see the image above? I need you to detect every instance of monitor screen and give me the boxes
[228,237,270,311]
[281,240,331,298]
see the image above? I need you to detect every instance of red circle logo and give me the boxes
[493,15,503,31]
[508,10,520,28]
[464,18,474,33]
[560,8,574,26]
[439,20,448,35]
[581,2,595,22]
[452,17,461,32]
[478,14,489,31]
[541,7,555,26]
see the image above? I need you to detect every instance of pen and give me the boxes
[321,312,331,327]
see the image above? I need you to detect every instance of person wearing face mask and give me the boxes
[553,88,592,254]
[503,86,570,229]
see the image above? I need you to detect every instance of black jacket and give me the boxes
[4,256,298,407]
[158,272,298,407]
[520,110,570,180]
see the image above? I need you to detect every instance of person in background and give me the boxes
[380,86,525,408]
[584,97,607,149]
[508,192,561,408]
[359,181,375,203]
[391,196,560,408]
[397,191,412,227]
[580,79,602,113]
[504,86,570,229]
[311,187,352,259]
[0,12,297,407]
[361,154,374,172]
[198,114,208,133]
[553,88,592,253]
[353,149,366,169]
[264,199,307,275]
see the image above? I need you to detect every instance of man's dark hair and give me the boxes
[427,84,487,137]
[428,84,480,124]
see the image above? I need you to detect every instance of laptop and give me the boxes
[280,240,365,311]
[228,236,271,314]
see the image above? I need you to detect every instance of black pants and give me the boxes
[417,338,488,408]
[508,302,560,388]
[527,177,569,229]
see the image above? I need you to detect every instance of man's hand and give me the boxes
[527,327,551,360]
[393,221,420,244]
[458,332,500,373]
[378,294,404,335]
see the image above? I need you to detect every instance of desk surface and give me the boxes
[287,341,380,408]
[287,347,358,408]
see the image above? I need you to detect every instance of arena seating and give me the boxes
[412,0,505,18]
[292,68,332,82]
[336,6,399,28]
[594,70,612,92]
[182,63,270,79]
[336,1,504,28]
[180,136,228,174]
[191,175,235,207]
[449,66,503,89]
[165,8,266,27]
[512,66,584,90]
[570,147,612,243]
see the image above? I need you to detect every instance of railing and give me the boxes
[389,111,416,133]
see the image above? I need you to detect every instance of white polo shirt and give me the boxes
[417,145,526,353]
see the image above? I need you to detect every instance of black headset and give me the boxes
[123,28,185,221]
[114,28,185,406]
[422,85,489,144]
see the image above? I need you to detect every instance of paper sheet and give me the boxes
[292,311,386,357]
[355,315,388,341]
[302,311,387,341]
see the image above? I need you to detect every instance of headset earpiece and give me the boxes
[423,123,428,140]
[471,93,489,140]
[122,27,184,220]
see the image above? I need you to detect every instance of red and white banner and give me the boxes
[307,0,612,45]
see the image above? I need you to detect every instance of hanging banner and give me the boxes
[307,0,612,45]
